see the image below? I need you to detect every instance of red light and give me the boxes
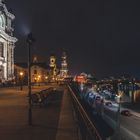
[75,76,86,83]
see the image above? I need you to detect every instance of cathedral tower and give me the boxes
[60,52,68,78]
[49,54,57,80]
[49,55,56,68]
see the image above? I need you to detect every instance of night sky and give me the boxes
[6,0,140,78]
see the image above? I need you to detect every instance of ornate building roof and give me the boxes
[15,62,50,69]
[0,0,15,20]
[0,0,17,42]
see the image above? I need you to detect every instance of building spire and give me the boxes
[33,56,38,63]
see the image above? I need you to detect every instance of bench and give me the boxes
[31,87,58,106]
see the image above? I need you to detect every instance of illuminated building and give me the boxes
[49,55,56,68]
[14,61,50,84]
[60,52,68,78]
[0,1,17,83]
[49,54,58,81]
[14,63,27,85]
[31,62,49,83]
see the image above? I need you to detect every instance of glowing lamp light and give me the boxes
[45,76,48,79]
[20,72,24,76]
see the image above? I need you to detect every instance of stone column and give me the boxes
[11,43,14,79]
[8,42,14,80]
[7,42,12,80]
[7,42,9,80]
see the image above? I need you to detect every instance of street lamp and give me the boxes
[19,71,24,90]
[26,33,35,125]
[116,93,122,140]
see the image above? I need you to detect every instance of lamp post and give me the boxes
[26,33,35,125]
[19,71,24,90]
[116,93,122,140]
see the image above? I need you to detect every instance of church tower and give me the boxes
[49,55,56,68]
[60,52,68,78]
[49,54,57,80]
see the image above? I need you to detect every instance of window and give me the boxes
[0,42,4,57]
[34,70,37,74]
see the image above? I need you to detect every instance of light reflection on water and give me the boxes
[120,89,140,102]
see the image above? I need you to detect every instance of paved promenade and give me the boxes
[0,85,78,140]
[56,88,78,140]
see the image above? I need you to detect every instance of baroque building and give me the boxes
[31,57,50,83]
[14,56,50,85]
[60,52,68,78]
[49,54,59,81]
[0,1,17,83]
[14,62,50,84]
[14,52,69,84]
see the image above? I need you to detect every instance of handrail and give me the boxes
[68,85,102,140]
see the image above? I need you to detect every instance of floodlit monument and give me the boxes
[60,52,68,78]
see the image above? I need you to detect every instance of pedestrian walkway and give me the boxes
[56,88,78,140]
[0,85,78,140]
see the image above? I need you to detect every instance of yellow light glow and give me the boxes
[19,72,24,76]
[45,76,48,79]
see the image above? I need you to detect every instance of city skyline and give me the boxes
[0,2,140,140]
[6,0,140,78]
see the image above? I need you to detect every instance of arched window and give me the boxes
[0,14,5,29]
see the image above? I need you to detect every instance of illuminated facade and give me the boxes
[49,55,56,68]
[14,63,27,85]
[31,64,49,83]
[60,52,68,78]
[0,1,17,83]
[14,62,50,84]
[49,54,58,81]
